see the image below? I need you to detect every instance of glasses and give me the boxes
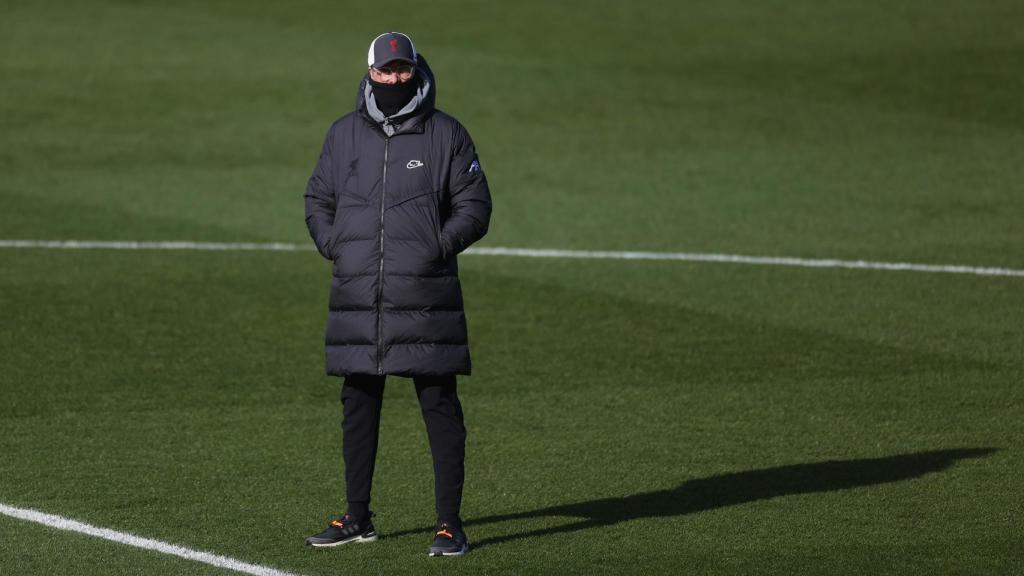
[370,64,415,80]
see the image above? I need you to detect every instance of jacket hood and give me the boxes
[357,53,437,136]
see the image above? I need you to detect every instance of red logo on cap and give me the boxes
[389,39,398,53]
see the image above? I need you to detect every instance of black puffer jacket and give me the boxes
[304,55,492,377]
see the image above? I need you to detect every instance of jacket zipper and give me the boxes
[376,132,390,375]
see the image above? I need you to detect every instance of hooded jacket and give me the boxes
[304,55,492,376]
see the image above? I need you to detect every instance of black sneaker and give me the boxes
[305,512,377,547]
[429,522,469,556]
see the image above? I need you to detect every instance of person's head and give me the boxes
[367,32,417,85]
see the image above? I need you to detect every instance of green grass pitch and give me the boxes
[1,1,1023,574]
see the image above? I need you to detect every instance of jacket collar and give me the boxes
[357,54,436,137]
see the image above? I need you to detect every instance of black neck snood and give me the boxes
[370,76,418,117]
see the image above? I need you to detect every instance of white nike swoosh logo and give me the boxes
[407,160,424,169]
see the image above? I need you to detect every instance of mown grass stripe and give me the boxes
[1,239,1022,277]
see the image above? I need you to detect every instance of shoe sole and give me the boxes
[306,533,378,547]
[428,542,469,557]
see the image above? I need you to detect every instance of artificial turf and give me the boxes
[1,1,1023,574]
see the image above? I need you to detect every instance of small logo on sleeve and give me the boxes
[468,159,481,173]
[406,160,424,169]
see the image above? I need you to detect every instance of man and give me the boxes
[302,32,491,557]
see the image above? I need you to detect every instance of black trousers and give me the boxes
[341,373,466,524]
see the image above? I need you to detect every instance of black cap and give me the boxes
[367,32,417,68]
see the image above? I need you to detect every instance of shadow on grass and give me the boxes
[393,448,995,549]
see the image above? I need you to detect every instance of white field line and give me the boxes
[0,239,311,252]
[468,247,1024,277]
[1,239,1022,278]
[0,502,302,576]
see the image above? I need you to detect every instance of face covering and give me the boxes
[370,75,418,118]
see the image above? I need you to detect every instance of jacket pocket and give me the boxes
[329,236,342,261]
[328,217,344,261]
[428,191,445,262]
[390,189,443,263]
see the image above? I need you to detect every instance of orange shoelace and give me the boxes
[435,529,454,539]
